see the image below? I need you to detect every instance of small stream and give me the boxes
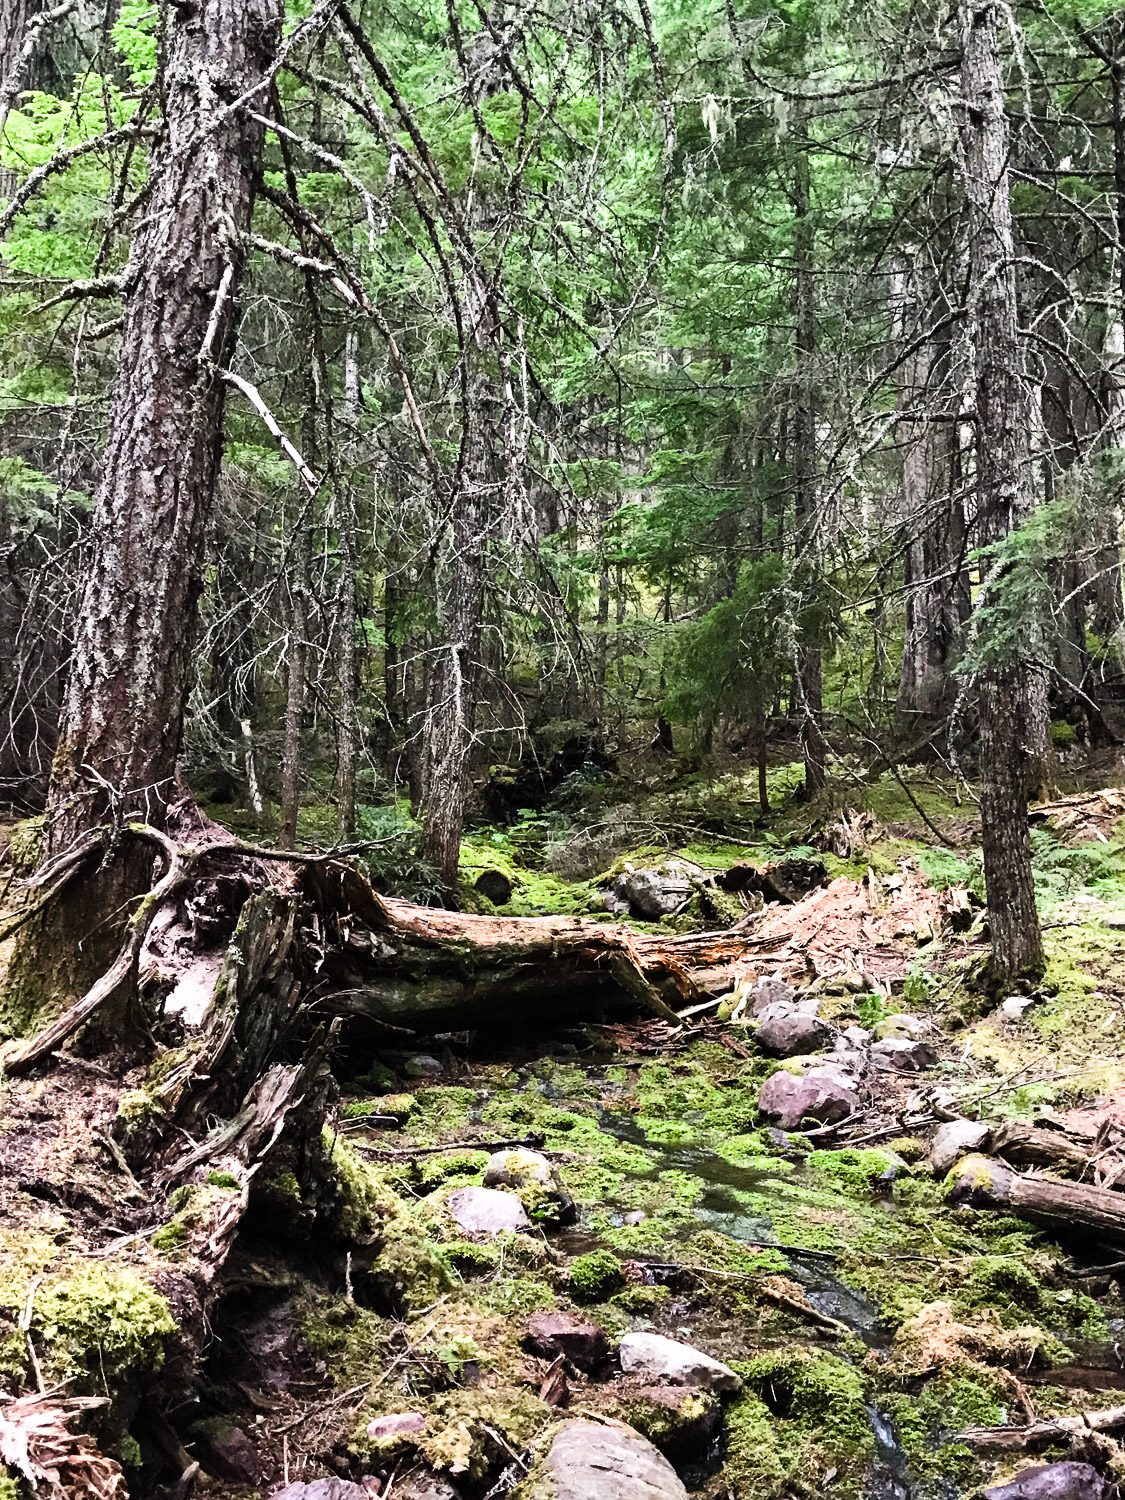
[590,1102,914,1495]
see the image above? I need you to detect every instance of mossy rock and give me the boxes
[566,1250,624,1303]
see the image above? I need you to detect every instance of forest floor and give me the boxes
[4,755,1125,1500]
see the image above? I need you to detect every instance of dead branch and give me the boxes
[956,1404,1125,1450]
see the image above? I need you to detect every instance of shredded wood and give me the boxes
[0,1390,126,1500]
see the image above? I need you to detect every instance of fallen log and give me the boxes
[297,861,754,1031]
[947,1154,1125,1243]
[988,1122,1100,1178]
[956,1405,1125,1451]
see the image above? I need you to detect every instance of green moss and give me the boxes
[206,1171,240,1190]
[151,1219,188,1254]
[27,1265,175,1387]
[0,1470,21,1500]
[416,1150,489,1190]
[729,1350,873,1496]
[625,1388,714,1450]
[956,1254,1107,1339]
[6,816,43,870]
[323,1128,403,1240]
[878,1363,1007,1487]
[566,1250,624,1302]
[807,1148,898,1195]
[720,1391,790,1496]
[611,1283,670,1314]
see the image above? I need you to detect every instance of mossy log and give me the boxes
[4,833,761,1074]
[947,1154,1125,1243]
[298,861,755,1031]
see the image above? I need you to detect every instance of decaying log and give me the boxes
[988,1122,1099,1177]
[956,1404,1125,1451]
[947,1154,1125,1243]
[300,862,755,1030]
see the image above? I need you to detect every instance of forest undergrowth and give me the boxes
[4,756,1125,1500]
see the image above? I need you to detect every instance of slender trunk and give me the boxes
[959,0,1043,981]
[279,535,309,851]
[792,106,827,794]
[896,307,968,730]
[336,329,361,840]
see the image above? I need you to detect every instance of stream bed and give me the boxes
[327,1038,1125,1499]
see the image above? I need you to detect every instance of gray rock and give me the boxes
[610,862,700,920]
[873,1013,929,1041]
[869,1037,937,1072]
[746,976,796,1015]
[484,1148,575,1225]
[446,1185,530,1238]
[524,1310,610,1374]
[392,1476,462,1500]
[270,1481,370,1500]
[929,1119,990,1175]
[1000,994,1037,1022]
[840,1025,872,1046]
[758,1069,859,1130]
[364,1412,426,1446]
[984,1462,1112,1500]
[403,1053,443,1078]
[755,1004,827,1057]
[533,1419,689,1500]
[618,1331,742,1394]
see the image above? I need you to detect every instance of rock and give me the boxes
[869,1037,937,1072]
[757,1068,859,1130]
[754,1004,827,1057]
[392,1476,462,1500]
[929,1119,990,1175]
[446,1185,530,1238]
[270,1481,370,1500]
[523,1310,610,1374]
[744,976,796,1015]
[532,1419,689,1500]
[1000,994,1037,1022]
[618,1331,742,1394]
[625,1386,720,1460]
[874,1013,929,1041]
[484,1149,575,1225]
[193,1423,262,1485]
[404,1053,443,1078]
[984,1462,1112,1500]
[609,862,701,920]
[840,1025,872,1046]
[364,1412,426,1448]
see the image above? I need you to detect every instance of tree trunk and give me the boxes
[896,315,969,729]
[6,0,283,1006]
[279,529,310,851]
[336,329,362,841]
[792,104,828,794]
[959,0,1043,981]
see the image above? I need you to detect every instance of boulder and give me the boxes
[270,1482,370,1500]
[530,1419,689,1500]
[523,1310,610,1374]
[869,1037,937,1072]
[446,1186,530,1239]
[744,976,796,1015]
[608,862,700,920]
[929,1119,990,1175]
[754,1004,827,1057]
[484,1149,575,1225]
[618,1331,742,1394]
[758,1068,859,1130]
[984,1463,1112,1500]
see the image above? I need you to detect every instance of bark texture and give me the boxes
[8,0,283,996]
[959,0,1044,980]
